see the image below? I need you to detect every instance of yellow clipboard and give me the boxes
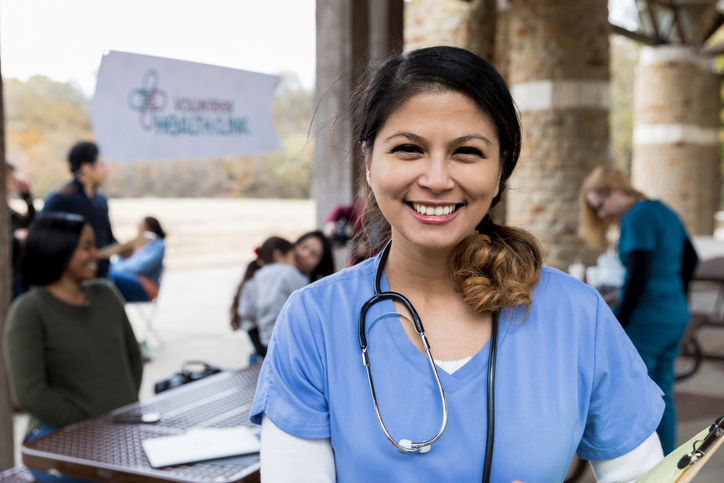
[636,416,724,482]
[98,232,157,259]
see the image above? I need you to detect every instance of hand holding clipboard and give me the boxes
[636,416,724,482]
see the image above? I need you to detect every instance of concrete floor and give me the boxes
[11,239,724,480]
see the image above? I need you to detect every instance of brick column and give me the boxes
[631,46,720,235]
[506,0,610,269]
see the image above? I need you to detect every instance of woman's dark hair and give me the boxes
[230,236,294,330]
[68,141,99,174]
[295,231,334,282]
[21,212,88,286]
[355,46,544,314]
[143,216,166,239]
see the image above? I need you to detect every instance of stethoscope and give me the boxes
[358,241,499,483]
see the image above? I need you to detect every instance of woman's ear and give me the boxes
[362,142,372,186]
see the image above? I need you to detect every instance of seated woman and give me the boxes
[293,230,335,282]
[110,216,166,302]
[3,212,143,483]
[231,237,310,358]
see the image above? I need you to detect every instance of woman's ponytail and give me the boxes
[451,216,544,315]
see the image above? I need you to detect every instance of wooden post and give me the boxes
[0,52,17,470]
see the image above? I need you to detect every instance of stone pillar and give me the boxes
[404,0,472,49]
[631,46,720,235]
[314,0,403,228]
[506,0,610,269]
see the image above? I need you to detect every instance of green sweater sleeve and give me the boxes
[4,301,87,428]
[105,281,144,392]
[122,305,143,392]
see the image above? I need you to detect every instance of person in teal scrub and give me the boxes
[581,166,699,454]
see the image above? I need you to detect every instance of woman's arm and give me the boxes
[615,250,652,327]
[261,414,335,483]
[3,303,87,427]
[112,241,164,277]
[589,431,663,483]
[681,237,698,295]
[122,309,144,392]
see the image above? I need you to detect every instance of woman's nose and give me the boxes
[418,155,454,193]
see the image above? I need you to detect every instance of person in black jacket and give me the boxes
[41,142,116,278]
[6,162,36,298]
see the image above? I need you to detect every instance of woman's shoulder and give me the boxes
[7,289,45,320]
[532,266,603,311]
[83,279,125,305]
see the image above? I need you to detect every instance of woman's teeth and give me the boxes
[412,203,456,216]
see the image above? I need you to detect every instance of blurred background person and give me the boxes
[293,230,334,281]
[42,141,116,278]
[6,161,36,298]
[110,216,167,302]
[580,165,698,455]
[3,212,142,483]
[231,236,309,358]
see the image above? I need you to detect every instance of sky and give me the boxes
[1,0,636,99]
[0,0,316,97]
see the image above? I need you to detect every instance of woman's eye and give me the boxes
[453,146,484,157]
[390,144,423,155]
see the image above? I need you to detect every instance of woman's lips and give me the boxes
[406,202,462,224]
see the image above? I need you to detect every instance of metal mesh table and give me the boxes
[22,364,262,482]
[0,467,35,483]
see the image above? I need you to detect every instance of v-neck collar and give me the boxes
[369,266,510,395]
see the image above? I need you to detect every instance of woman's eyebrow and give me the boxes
[453,134,493,146]
[384,132,493,146]
[384,132,425,143]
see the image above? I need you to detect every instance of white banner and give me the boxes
[91,51,281,161]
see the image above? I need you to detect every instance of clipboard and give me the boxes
[98,231,157,259]
[636,416,724,482]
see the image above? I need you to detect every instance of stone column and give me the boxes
[631,46,720,235]
[506,0,610,269]
[404,0,472,49]
[314,0,403,227]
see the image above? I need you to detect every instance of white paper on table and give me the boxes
[142,426,260,468]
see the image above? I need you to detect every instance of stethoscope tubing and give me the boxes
[359,241,498,483]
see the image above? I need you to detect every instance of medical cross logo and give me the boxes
[127,69,168,132]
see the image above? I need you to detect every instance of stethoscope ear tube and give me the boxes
[482,311,499,483]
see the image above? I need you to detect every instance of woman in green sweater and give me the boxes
[4,212,143,483]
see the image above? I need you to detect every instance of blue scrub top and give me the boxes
[617,200,690,331]
[250,254,664,482]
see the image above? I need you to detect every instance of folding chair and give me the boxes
[127,273,164,357]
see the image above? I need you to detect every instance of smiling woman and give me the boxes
[3,212,143,483]
[249,47,666,483]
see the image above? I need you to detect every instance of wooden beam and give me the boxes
[645,0,662,41]
[0,52,16,471]
[671,6,687,44]
[610,23,661,46]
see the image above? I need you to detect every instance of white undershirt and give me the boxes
[258,357,664,483]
